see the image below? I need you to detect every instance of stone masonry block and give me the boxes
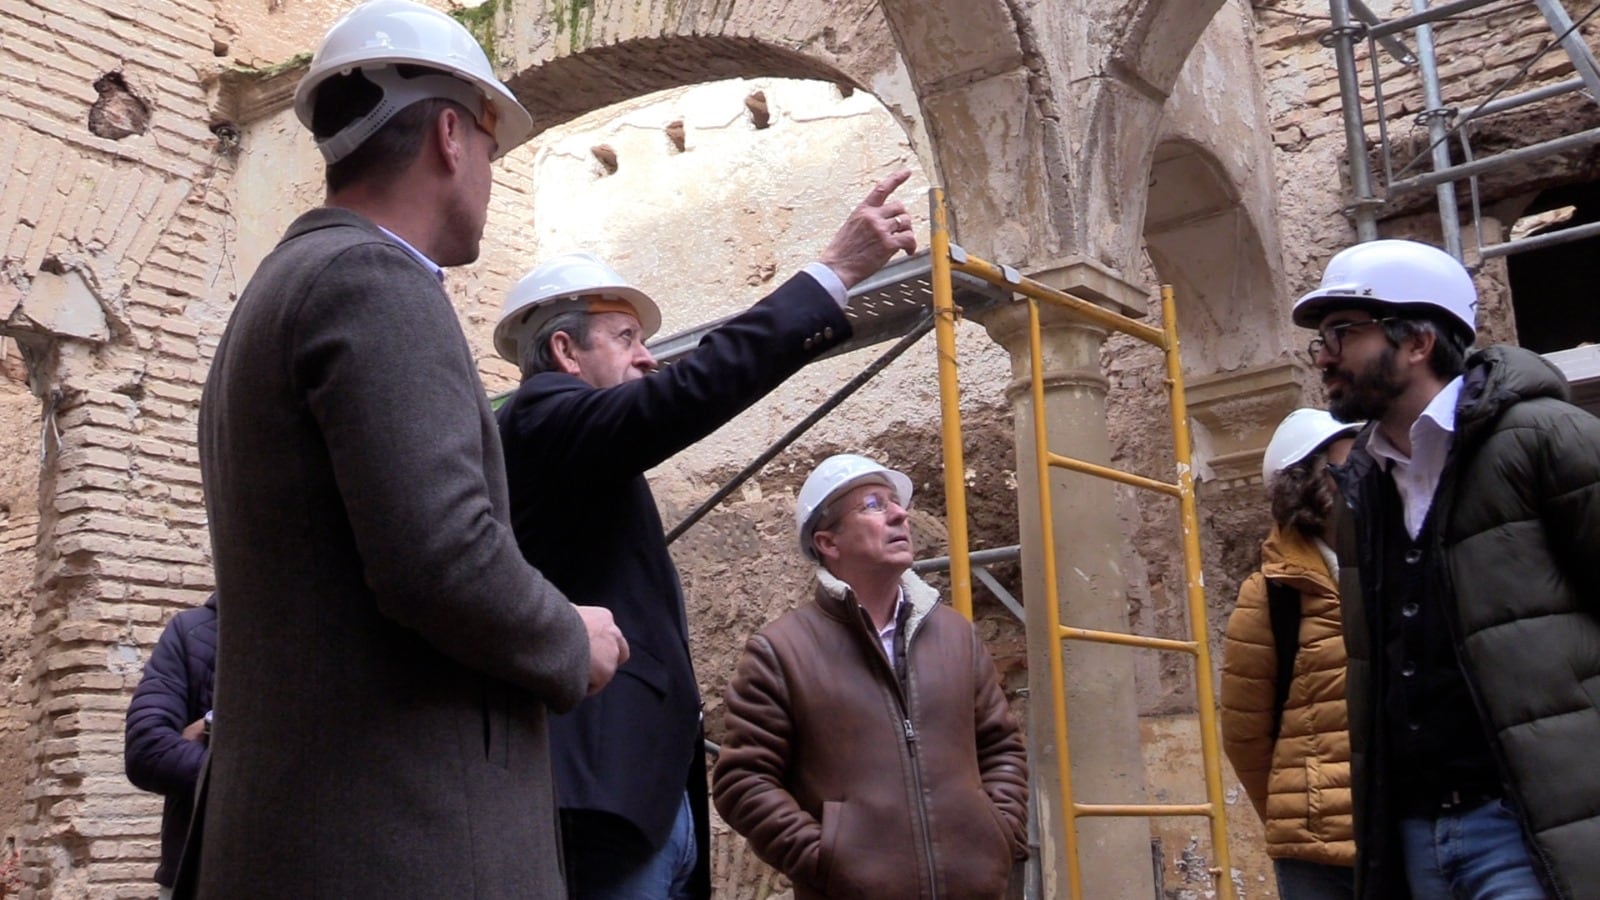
[41,648,119,673]
[143,379,199,404]
[51,672,130,693]
[45,622,124,646]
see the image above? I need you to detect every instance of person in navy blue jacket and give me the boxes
[492,170,919,900]
[124,594,216,899]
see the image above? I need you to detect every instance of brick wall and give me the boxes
[1,0,233,891]
[0,0,1595,895]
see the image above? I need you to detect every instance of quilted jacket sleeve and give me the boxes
[1220,571,1277,820]
[125,612,207,797]
[712,634,825,888]
[971,632,1030,859]
[1535,403,1600,600]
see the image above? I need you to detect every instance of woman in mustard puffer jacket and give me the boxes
[1222,409,1361,900]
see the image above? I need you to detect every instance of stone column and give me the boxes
[979,259,1155,900]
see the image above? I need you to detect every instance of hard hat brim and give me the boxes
[1291,289,1385,328]
[1293,291,1476,342]
[492,285,663,365]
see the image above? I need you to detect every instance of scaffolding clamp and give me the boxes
[1414,106,1457,128]
[1318,23,1368,47]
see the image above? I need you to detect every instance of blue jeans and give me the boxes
[1400,798,1547,899]
[1273,857,1354,900]
[562,792,697,900]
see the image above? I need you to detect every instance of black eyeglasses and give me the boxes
[1306,317,1396,364]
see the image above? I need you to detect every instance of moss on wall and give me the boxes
[227,50,313,79]
[451,0,503,66]
[546,0,596,49]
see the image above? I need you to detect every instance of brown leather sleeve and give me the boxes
[712,634,825,888]
[972,632,1031,860]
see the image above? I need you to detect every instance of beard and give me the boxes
[1325,344,1404,422]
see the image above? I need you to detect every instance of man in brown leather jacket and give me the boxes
[712,454,1029,899]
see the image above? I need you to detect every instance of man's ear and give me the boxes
[1402,323,1437,365]
[549,330,583,377]
[435,105,466,174]
[811,529,838,564]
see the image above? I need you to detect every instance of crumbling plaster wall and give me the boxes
[1,0,1592,895]
[0,0,252,890]
[0,341,40,882]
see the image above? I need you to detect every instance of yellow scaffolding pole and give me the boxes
[929,188,974,619]
[926,188,1236,900]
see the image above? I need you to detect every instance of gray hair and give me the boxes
[518,309,594,379]
[1380,315,1469,379]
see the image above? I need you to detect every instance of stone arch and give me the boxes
[1076,0,1249,269]
[1143,138,1282,374]
[496,1,934,156]
[508,36,874,138]
[1110,0,1231,98]
[490,0,1054,260]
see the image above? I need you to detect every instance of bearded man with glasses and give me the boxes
[1294,238,1600,900]
[713,454,1029,899]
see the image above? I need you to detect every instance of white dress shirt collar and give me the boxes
[377,226,445,283]
[1366,375,1463,539]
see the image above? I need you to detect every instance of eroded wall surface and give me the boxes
[1,0,1593,895]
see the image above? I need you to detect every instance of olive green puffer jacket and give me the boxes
[1333,345,1600,900]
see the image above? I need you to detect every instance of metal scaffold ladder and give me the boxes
[923,187,1236,900]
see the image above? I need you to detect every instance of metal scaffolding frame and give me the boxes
[1325,0,1600,261]
[926,188,1238,900]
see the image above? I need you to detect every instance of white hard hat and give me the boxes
[494,253,662,364]
[1292,239,1477,340]
[795,454,914,561]
[292,0,534,164]
[1262,408,1363,486]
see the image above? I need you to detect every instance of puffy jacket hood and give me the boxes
[1457,344,1570,442]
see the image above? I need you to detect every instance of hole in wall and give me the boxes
[591,143,618,175]
[1507,181,1600,353]
[87,72,150,140]
[744,90,770,130]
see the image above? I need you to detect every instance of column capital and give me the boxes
[1186,359,1310,488]
[1027,255,1149,319]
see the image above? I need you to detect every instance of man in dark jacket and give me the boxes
[712,454,1029,899]
[193,2,626,895]
[124,594,216,898]
[1294,238,1600,900]
[493,171,917,899]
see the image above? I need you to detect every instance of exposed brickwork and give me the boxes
[1,0,233,891]
[1,0,1594,896]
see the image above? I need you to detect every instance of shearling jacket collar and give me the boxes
[814,566,940,640]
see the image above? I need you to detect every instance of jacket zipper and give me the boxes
[854,600,939,899]
[901,714,939,900]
